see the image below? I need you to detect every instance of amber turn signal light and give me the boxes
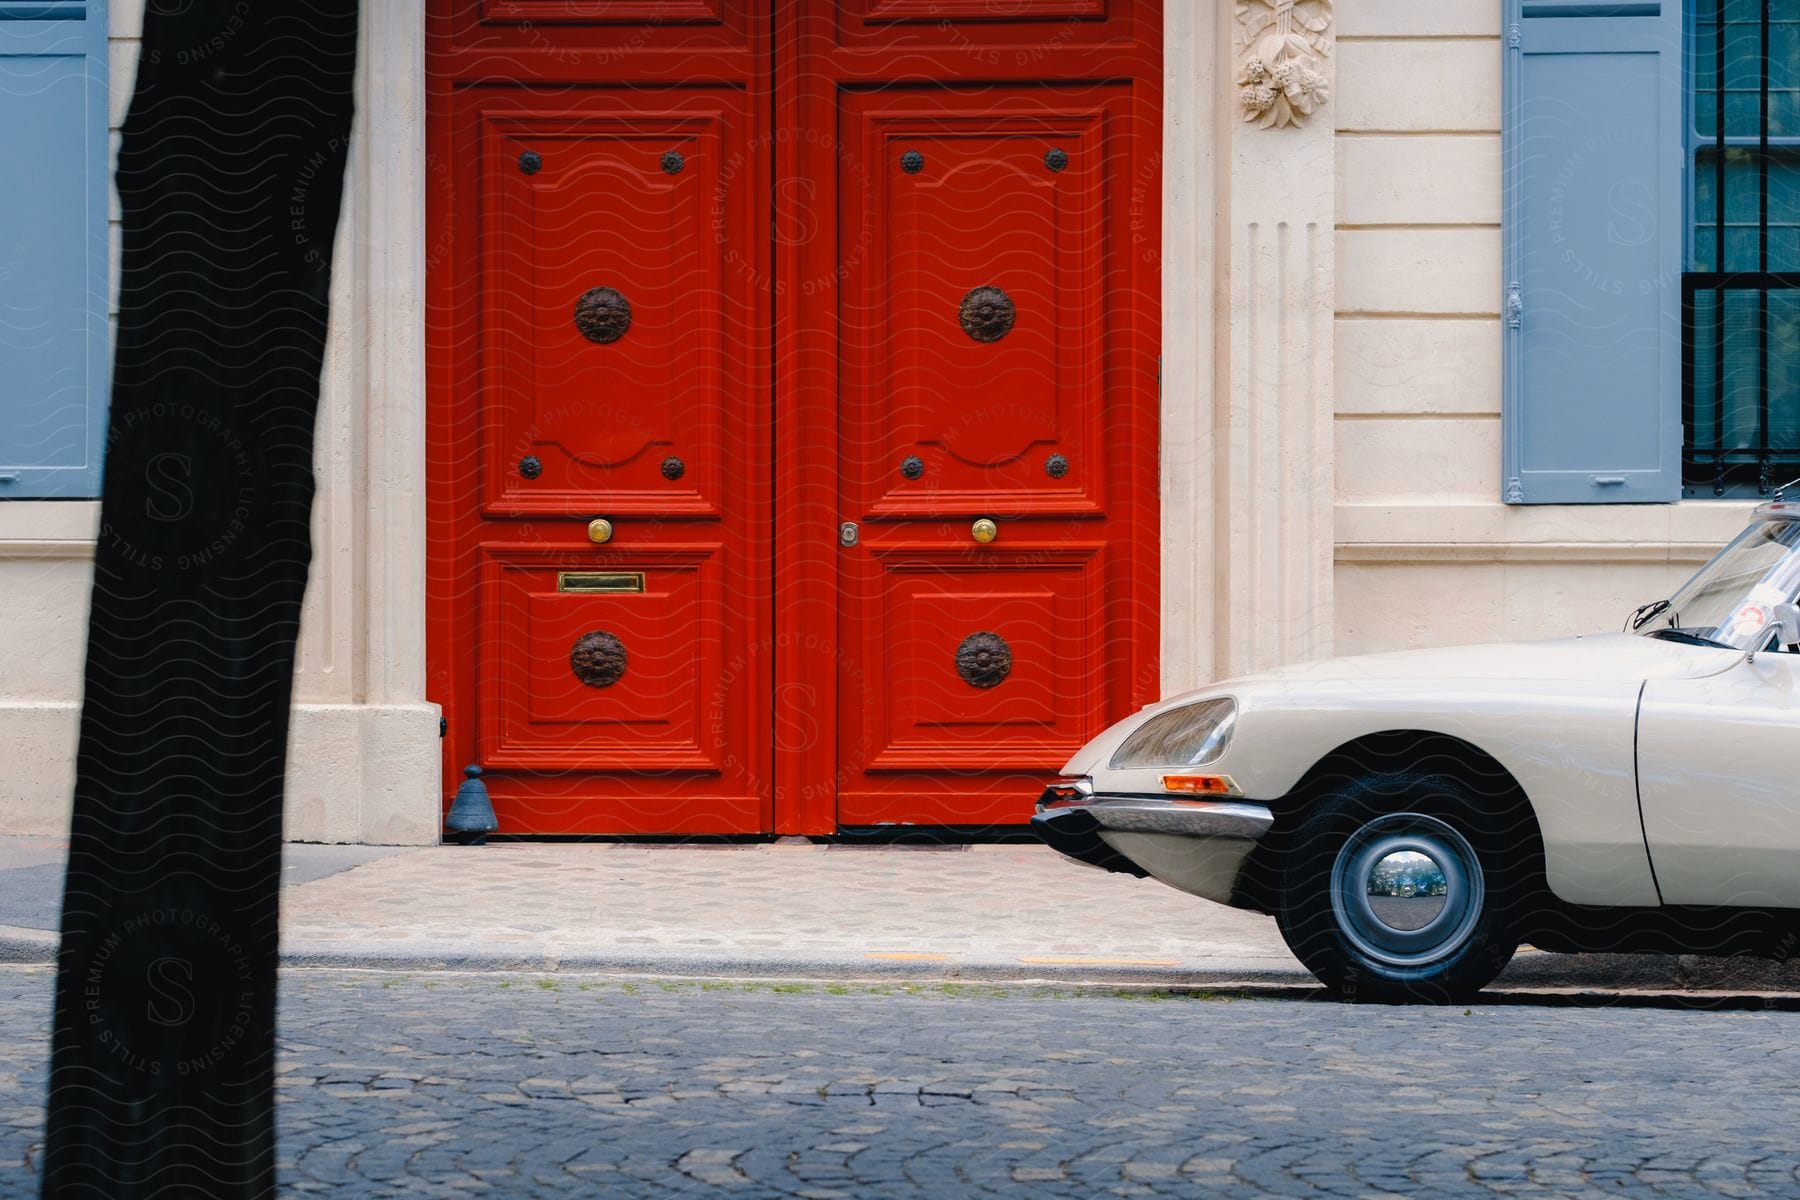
[1161,774,1238,796]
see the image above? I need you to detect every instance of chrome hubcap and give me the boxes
[1329,813,1484,968]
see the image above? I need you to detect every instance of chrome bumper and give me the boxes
[1031,783,1275,904]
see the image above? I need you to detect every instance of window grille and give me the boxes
[1684,0,1800,495]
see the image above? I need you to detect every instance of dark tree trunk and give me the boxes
[42,5,358,1196]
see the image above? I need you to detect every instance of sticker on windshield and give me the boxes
[1731,603,1771,639]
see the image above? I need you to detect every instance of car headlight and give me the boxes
[1108,698,1237,770]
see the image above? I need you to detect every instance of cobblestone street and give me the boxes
[1,965,1798,1197]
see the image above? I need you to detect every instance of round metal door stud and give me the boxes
[1045,453,1070,479]
[956,632,1012,689]
[573,287,632,344]
[518,150,542,175]
[660,456,685,481]
[518,455,542,480]
[661,150,685,175]
[899,455,924,480]
[1044,147,1068,172]
[900,150,924,174]
[958,286,1015,343]
[570,630,628,689]
[586,518,614,544]
[971,517,998,544]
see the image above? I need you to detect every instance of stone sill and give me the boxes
[0,501,99,550]
[1335,499,1758,558]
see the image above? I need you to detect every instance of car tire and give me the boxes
[1275,772,1521,1003]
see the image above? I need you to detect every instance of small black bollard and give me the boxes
[445,764,498,846]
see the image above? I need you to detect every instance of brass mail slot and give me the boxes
[557,571,645,594]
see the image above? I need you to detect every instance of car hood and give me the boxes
[1062,632,1741,778]
[1201,631,1739,695]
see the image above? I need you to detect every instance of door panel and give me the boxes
[481,0,728,24]
[481,109,730,518]
[826,1,1142,53]
[850,542,1108,776]
[790,0,1161,829]
[439,0,754,61]
[477,545,728,772]
[858,0,1105,18]
[1637,655,1800,906]
[843,95,1112,520]
[429,6,772,834]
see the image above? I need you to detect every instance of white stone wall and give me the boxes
[1329,0,1751,656]
[0,0,439,842]
[0,1,1758,839]
[0,1,142,835]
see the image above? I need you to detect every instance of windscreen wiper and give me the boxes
[1645,627,1731,649]
[1627,598,1672,631]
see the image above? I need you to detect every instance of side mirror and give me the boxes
[1774,603,1800,650]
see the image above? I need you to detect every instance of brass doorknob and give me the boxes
[971,517,998,544]
[587,518,614,544]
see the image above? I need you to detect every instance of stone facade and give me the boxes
[0,0,438,841]
[0,1,1740,841]
[1328,0,1750,659]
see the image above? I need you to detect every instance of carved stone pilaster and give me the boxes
[1220,0,1337,678]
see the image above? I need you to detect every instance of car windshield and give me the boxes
[1631,509,1800,651]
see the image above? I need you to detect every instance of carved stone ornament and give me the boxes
[574,287,631,344]
[1236,0,1332,129]
[570,630,628,688]
[955,632,1012,689]
[958,286,1015,343]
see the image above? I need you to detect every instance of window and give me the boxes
[1684,0,1800,496]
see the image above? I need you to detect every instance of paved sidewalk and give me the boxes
[2,837,1799,994]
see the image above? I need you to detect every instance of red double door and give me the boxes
[427,1,1161,835]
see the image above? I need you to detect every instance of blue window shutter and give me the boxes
[0,2,109,498]
[1502,1,1683,504]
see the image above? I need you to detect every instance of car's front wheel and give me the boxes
[1275,773,1520,1003]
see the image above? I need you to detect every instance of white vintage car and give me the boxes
[1034,503,1800,1002]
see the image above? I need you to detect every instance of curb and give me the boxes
[8,927,1800,1003]
[270,945,1800,998]
[0,930,52,964]
[274,941,1314,986]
